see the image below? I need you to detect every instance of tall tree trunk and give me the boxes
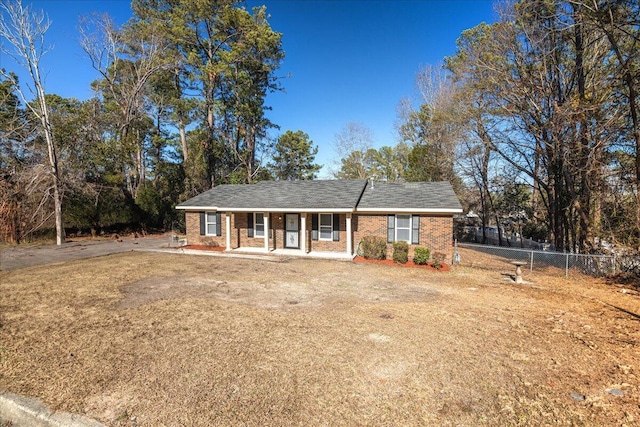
[574,5,593,252]
[481,137,491,245]
[37,66,64,245]
[532,141,541,223]
[550,156,564,252]
[597,2,640,186]
[206,81,216,189]
[41,108,64,245]
[1,0,65,244]
[179,120,188,162]
[624,69,640,233]
[593,0,640,239]
[246,124,256,183]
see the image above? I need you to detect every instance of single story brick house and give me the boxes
[176,179,462,260]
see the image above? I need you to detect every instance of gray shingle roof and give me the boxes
[357,181,462,212]
[177,179,462,213]
[177,180,368,211]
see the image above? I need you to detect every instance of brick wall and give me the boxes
[353,214,453,261]
[185,211,226,247]
[185,210,453,261]
[308,214,347,253]
[235,212,263,249]
[272,214,284,249]
[420,215,454,258]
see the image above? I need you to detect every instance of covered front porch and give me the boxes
[224,211,354,257]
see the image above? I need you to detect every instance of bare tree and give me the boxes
[79,13,173,198]
[446,1,618,252]
[331,121,375,177]
[575,0,640,234]
[0,0,64,244]
[396,65,462,187]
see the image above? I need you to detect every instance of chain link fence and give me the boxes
[615,255,640,278]
[455,241,618,277]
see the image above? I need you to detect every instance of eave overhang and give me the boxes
[355,207,463,214]
[176,206,354,213]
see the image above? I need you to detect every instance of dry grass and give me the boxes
[1,249,639,426]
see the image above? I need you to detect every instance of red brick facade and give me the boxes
[308,214,347,253]
[185,211,227,247]
[352,214,453,261]
[235,212,273,249]
[185,211,453,261]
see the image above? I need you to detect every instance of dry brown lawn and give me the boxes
[1,248,639,426]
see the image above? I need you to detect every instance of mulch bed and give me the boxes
[353,256,450,272]
[179,247,451,271]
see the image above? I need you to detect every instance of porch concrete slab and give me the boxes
[267,248,354,261]
[225,247,353,261]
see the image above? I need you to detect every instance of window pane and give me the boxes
[320,213,332,226]
[206,212,217,235]
[397,228,410,242]
[253,214,265,237]
[396,215,410,228]
[320,226,332,240]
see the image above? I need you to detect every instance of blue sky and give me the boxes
[2,0,497,177]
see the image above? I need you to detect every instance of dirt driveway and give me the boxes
[0,235,170,271]
[1,249,639,426]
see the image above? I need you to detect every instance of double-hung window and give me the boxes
[206,212,217,236]
[254,213,265,238]
[311,213,339,242]
[388,214,419,244]
[319,213,333,240]
[395,214,411,243]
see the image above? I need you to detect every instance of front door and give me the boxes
[285,214,299,248]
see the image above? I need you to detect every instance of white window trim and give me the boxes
[395,214,411,243]
[205,211,217,236]
[254,212,265,238]
[319,213,333,241]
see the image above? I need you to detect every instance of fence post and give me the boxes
[565,253,569,278]
[530,250,534,271]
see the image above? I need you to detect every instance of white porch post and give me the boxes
[263,212,269,252]
[300,213,307,253]
[225,212,231,251]
[346,212,352,256]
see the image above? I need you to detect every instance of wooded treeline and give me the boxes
[335,0,640,253]
[1,0,639,254]
[0,0,322,243]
